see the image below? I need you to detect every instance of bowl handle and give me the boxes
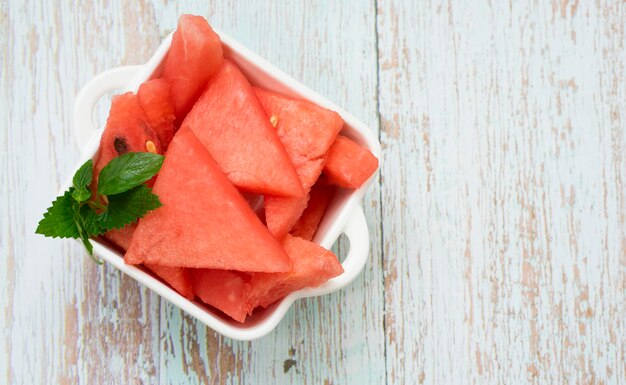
[321,205,370,292]
[73,66,143,149]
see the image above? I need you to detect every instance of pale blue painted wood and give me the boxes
[377,1,625,384]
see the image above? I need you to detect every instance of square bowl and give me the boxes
[70,28,381,341]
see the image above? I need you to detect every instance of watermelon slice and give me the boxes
[125,127,292,272]
[103,223,136,251]
[247,235,344,310]
[182,60,303,198]
[137,79,176,150]
[93,92,162,181]
[147,264,194,299]
[190,269,251,323]
[94,92,163,250]
[290,183,335,241]
[162,14,224,123]
[323,135,378,189]
[254,88,343,239]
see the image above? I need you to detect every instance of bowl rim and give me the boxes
[70,28,381,341]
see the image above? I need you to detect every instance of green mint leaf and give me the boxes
[72,187,91,203]
[79,204,104,236]
[38,152,163,263]
[73,207,102,264]
[36,190,80,238]
[98,185,162,231]
[97,152,164,196]
[73,159,93,192]
[73,209,93,254]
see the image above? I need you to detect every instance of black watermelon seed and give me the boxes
[114,136,129,154]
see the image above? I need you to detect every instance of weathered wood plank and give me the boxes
[377,0,625,384]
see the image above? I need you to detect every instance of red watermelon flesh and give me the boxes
[137,79,176,150]
[182,60,304,198]
[254,88,343,239]
[263,195,310,240]
[162,14,224,123]
[323,135,378,189]
[102,172,265,251]
[247,235,344,310]
[190,269,251,323]
[103,223,136,251]
[95,92,162,249]
[290,183,335,241]
[93,92,163,182]
[124,127,292,272]
[146,264,194,300]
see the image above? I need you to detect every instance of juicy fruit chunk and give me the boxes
[323,135,378,188]
[263,195,309,240]
[94,92,162,181]
[162,14,224,123]
[147,264,194,300]
[137,79,176,150]
[190,269,250,323]
[125,127,292,272]
[95,92,162,249]
[103,223,136,250]
[182,60,303,198]
[290,183,335,241]
[189,235,344,322]
[254,88,343,239]
[254,88,344,173]
[247,235,344,309]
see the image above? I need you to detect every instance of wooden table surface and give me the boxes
[2,1,625,384]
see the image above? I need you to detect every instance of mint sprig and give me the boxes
[72,159,93,202]
[98,185,163,232]
[98,152,164,195]
[36,190,81,239]
[36,153,165,263]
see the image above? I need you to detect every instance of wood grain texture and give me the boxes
[1,0,624,384]
[377,0,625,384]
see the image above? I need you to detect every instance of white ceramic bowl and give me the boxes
[70,29,381,341]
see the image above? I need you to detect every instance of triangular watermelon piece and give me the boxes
[247,235,344,310]
[95,92,163,249]
[137,79,176,150]
[146,264,194,300]
[162,14,224,123]
[182,60,303,198]
[94,91,192,299]
[125,127,292,272]
[323,135,378,188]
[253,88,344,239]
[290,183,335,241]
[190,269,251,323]
[94,92,162,182]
